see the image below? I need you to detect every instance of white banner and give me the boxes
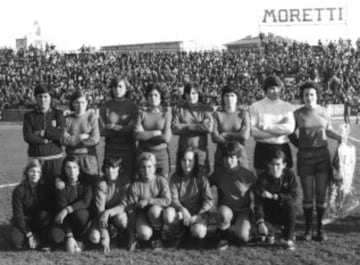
[260,6,346,26]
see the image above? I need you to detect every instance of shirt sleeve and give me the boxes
[126,182,140,207]
[81,112,100,146]
[98,104,109,137]
[187,110,213,133]
[225,110,251,142]
[169,174,184,211]
[23,113,46,144]
[254,175,266,221]
[148,176,171,207]
[197,176,213,214]
[211,111,226,144]
[69,184,93,211]
[61,117,82,147]
[249,104,275,140]
[106,184,130,218]
[278,171,298,202]
[262,110,295,136]
[171,106,191,135]
[115,104,139,136]
[55,185,69,212]
[94,181,107,215]
[12,186,30,235]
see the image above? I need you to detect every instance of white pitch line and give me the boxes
[0,182,19,189]
[348,136,360,144]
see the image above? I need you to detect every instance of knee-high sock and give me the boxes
[303,207,313,231]
[316,207,325,232]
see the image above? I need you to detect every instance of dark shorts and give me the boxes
[254,142,293,170]
[297,147,331,177]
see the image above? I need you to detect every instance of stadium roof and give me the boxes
[224,36,260,46]
[224,33,297,49]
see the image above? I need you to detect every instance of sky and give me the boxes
[1,0,359,51]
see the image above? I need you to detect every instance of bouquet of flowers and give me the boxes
[328,124,357,219]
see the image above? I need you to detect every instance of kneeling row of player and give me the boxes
[11,141,297,253]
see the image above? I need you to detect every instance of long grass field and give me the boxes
[0,120,360,265]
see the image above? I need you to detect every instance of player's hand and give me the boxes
[258,222,268,236]
[137,199,149,209]
[153,130,162,137]
[34,130,45,137]
[221,132,230,138]
[66,237,78,253]
[181,208,192,227]
[101,232,111,254]
[55,209,68,224]
[261,190,273,199]
[28,235,40,249]
[55,177,65,190]
[79,133,90,140]
[257,120,265,130]
[189,214,202,225]
[100,212,110,229]
[113,124,123,131]
[105,124,115,130]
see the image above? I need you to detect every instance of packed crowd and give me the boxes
[1,37,360,110]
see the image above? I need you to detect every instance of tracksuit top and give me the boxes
[12,180,52,235]
[254,168,298,221]
[55,178,93,214]
[23,108,65,158]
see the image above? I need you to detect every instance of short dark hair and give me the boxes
[268,149,287,164]
[108,75,130,99]
[299,81,319,104]
[61,155,82,181]
[101,157,122,174]
[183,82,203,103]
[69,90,87,111]
[262,75,283,92]
[221,85,239,106]
[34,83,51,97]
[145,83,165,102]
[222,141,245,159]
[175,147,200,176]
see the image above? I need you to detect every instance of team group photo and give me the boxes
[0,0,360,265]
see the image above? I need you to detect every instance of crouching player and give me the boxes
[163,147,213,248]
[254,149,298,251]
[210,141,256,250]
[49,156,93,253]
[88,158,131,253]
[11,159,52,250]
[127,152,171,250]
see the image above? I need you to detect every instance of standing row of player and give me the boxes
[12,75,342,252]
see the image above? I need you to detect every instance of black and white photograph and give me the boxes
[0,0,360,264]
